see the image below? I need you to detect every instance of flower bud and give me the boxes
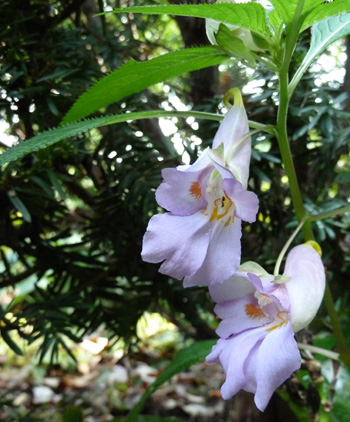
[283,243,325,333]
[205,0,265,52]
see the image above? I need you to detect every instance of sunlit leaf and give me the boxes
[289,13,350,95]
[301,0,350,31]
[268,9,284,36]
[110,3,271,39]
[62,46,228,124]
[268,0,300,23]
[269,0,322,24]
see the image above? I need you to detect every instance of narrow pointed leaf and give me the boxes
[30,175,54,197]
[8,191,32,223]
[1,330,23,355]
[126,340,216,422]
[290,13,350,95]
[59,337,77,362]
[62,46,228,124]
[47,169,66,200]
[110,3,270,39]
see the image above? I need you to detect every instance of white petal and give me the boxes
[212,105,251,188]
[283,244,326,332]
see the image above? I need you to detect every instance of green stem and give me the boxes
[227,126,275,162]
[297,342,340,361]
[104,109,272,131]
[275,0,350,366]
[323,282,350,366]
[276,0,313,240]
[274,216,307,276]
[310,205,350,222]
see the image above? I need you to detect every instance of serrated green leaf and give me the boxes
[269,0,300,23]
[268,9,284,36]
[301,0,350,32]
[62,46,228,124]
[215,24,256,67]
[269,0,323,24]
[0,110,222,166]
[290,13,350,95]
[110,3,270,39]
[126,340,216,422]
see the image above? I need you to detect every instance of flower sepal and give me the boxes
[272,275,290,284]
[205,1,266,54]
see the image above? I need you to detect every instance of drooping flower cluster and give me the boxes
[141,89,326,411]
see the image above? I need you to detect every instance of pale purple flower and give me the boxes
[141,102,259,287]
[207,244,325,411]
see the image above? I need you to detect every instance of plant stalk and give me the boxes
[310,205,350,222]
[275,0,350,366]
[276,0,313,240]
[323,282,350,366]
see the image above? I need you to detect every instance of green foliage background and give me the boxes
[0,0,220,360]
[1,0,350,420]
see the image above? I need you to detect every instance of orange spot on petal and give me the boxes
[245,303,266,319]
[190,181,202,200]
